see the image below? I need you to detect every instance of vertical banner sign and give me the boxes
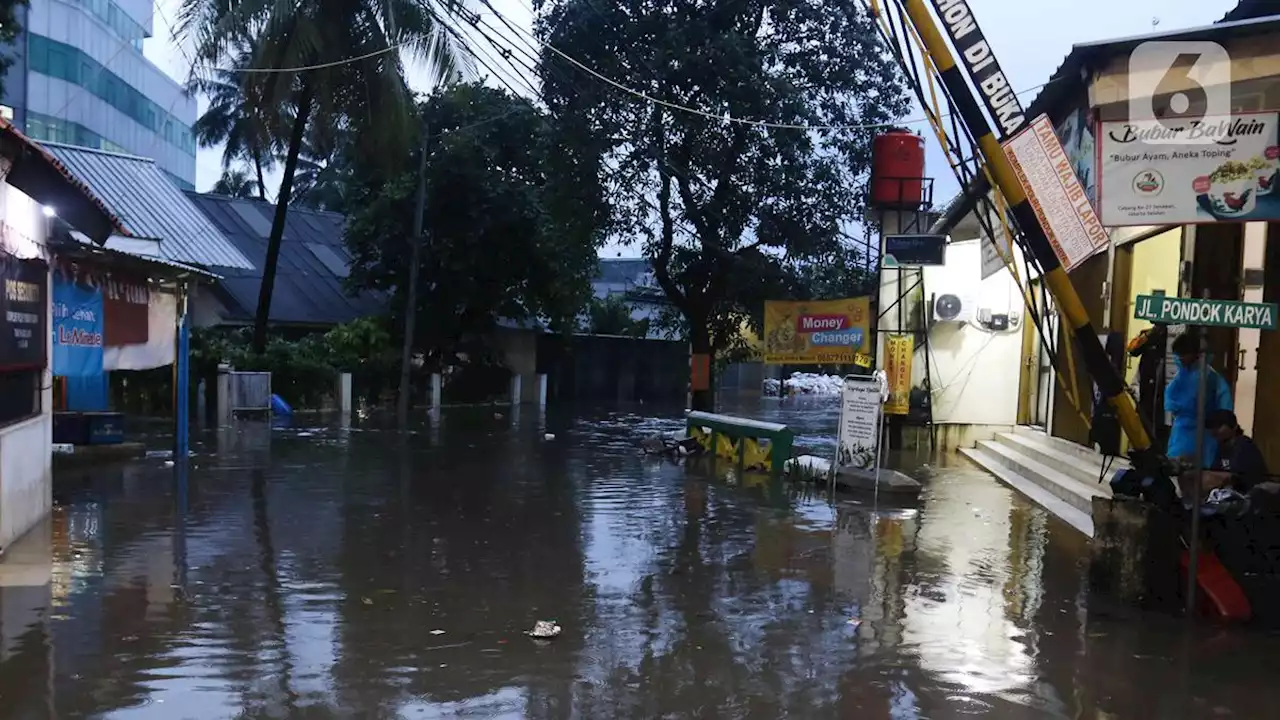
[884,334,915,415]
[1003,115,1110,271]
[763,297,872,365]
[52,272,105,378]
[930,0,1026,138]
[103,272,150,346]
[0,256,47,370]
[690,353,711,392]
[836,375,883,472]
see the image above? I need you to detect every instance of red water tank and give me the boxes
[870,129,925,208]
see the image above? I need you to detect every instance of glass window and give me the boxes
[28,35,196,156]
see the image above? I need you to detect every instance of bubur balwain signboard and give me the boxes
[1099,112,1280,226]
[763,298,872,366]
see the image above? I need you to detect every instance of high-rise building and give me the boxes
[0,0,197,190]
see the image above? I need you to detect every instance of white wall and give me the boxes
[0,183,52,553]
[915,239,1025,426]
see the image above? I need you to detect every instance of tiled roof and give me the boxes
[185,192,386,326]
[38,142,253,269]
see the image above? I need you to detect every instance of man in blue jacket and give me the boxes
[1164,332,1233,468]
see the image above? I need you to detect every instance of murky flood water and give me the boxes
[3,395,1280,719]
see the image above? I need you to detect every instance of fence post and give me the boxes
[537,374,548,407]
[510,373,522,405]
[216,363,231,426]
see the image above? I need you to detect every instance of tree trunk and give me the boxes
[690,319,715,412]
[397,120,430,428]
[252,83,314,355]
[254,149,267,202]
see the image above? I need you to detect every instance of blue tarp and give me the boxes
[53,273,107,411]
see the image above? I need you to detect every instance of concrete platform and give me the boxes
[52,442,146,467]
[834,467,922,501]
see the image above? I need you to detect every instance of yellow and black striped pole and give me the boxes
[900,0,1153,453]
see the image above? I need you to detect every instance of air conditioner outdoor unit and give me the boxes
[932,292,976,323]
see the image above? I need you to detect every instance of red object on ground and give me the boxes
[1180,549,1252,621]
[870,130,925,207]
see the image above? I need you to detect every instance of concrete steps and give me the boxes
[961,427,1123,538]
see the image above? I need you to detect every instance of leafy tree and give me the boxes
[0,0,27,101]
[344,82,606,369]
[584,294,650,338]
[188,40,277,201]
[536,0,907,409]
[178,0,472,354]
[211,168,262,198]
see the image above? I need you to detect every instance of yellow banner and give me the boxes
[884,334,914,415]
[763,297,872,365]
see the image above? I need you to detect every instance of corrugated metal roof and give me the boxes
[0,119,128,241]
[39,142,253,269]
[185,192,387,326]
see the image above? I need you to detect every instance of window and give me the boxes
[0,370,41,428]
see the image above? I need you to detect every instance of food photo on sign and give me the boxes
[1098,112,1280,226]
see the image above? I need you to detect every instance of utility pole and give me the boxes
[397,118,429,428]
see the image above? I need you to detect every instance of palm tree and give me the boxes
[211,168,262,199]
[290,126,354,212]
[178,0,473,353]
[188,41,278,201]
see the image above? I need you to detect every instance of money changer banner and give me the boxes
[763,298,872,365]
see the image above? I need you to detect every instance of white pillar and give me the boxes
[216,363,231,426]
[510,373,523,405]
[429,373,442,411]
[336,372,353,417]
[536,373,548,407]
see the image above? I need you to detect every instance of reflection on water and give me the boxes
[2,399,1280,718]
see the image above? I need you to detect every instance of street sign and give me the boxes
[884,234,946,266]
[1134,294,1278,330]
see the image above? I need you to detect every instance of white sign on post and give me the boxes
[1098,112,1280,226]
[835,375,883,473]
[1002,114,1110,271]
[981,220,1013,280]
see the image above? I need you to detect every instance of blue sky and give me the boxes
[146,0,1240,252]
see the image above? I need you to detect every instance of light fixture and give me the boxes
[42,205,56,217]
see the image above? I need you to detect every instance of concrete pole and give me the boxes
[216,362,231,426]
[510,373,522,405]
[536,373,547,407]
[429,372,442,412]
[336,372,353,418]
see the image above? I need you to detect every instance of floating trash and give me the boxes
[526,620,562,639]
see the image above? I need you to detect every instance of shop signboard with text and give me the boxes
[763,298,872,366]
[0,256,47,370]
[1098,112,1280,226]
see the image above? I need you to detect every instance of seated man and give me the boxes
[1180,410,1269,502]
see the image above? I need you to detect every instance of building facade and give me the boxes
[0,0,196,190]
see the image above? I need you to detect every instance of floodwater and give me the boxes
[4,396,1280,719]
